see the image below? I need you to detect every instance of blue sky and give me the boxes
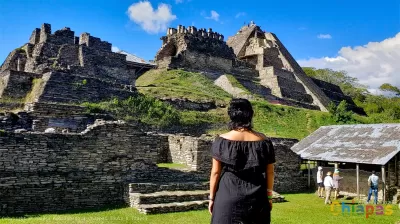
[0,0,399,90]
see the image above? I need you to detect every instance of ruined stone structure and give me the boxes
[0,23,155,131]
[0,23,154,105]
[155,23,365,114]
[0,119,306,215]
[0,23,331,215]
[155,25,255,75]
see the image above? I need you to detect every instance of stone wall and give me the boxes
[161,98,217,111]
[265,33,331,112]
[165,135,213,173]
[0,70,42,100]
[160,51,233,73]
[0,120,166,215]
[37,72,136,104]
[259,67,314,104]
[271,138,308,193]
[79,32,112,52]
[163,135,308,193]
[0,111,32,132]
[26,102,99,132]
[156,26,236,73]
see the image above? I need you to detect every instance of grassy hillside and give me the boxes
[83,69,399,140]
[136,69,231,105]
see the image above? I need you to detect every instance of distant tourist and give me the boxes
[323,171,333,204]
[367,170,379,204]
[332,169,343,200]
[317,166,324,198]
[209,98,276,224]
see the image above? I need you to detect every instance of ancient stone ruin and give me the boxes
[155,23,365,114]
[0,22,353,215]
[0,23,155,132]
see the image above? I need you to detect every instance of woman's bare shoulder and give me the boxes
[252,131,269,140]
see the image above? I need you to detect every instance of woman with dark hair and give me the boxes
[209,98,276,224]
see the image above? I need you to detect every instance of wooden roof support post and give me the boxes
[356,163,360,201]
[382,165,386,204]
[307,160,311,188]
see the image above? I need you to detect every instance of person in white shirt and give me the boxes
[316,166,324,198]
[367,171,379,204]
[323,171,333,204]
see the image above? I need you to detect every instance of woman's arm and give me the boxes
[266,163,275,193]
[209,158,222,200]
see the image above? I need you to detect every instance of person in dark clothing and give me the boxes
[209,98,276,224]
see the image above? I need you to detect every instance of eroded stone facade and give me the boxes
[155,23,365,114]
[0,23,154,106]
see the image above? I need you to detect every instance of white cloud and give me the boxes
[235,12,246,18]
[175,0,183,3]
[298,33,400,90]
[127,1,177,34]
[317,34,332,39]
[111,46,120,52]
[205,10,220,21]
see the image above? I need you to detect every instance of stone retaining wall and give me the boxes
[0,120,165,215]
[164,135,308,193]
[38,72,136,104]
[0,70,42,100]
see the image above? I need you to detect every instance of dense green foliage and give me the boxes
[379,83,400,96]
[83,95,180,127]
[136,69,231,105]
[327,101,354,123]
[83,68,399,140]
[0,193,398,224]
[303,67,400,123]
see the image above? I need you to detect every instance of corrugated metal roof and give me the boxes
[291,124,400,165]
[117,50,155,65]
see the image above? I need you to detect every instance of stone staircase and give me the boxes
[128,181,287,214]
[128,182,209,214]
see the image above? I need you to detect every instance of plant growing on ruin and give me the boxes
[83,95,180,127]
[73,79,87,90]
[328,100,354,123]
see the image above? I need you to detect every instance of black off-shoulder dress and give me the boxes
[210,136,276,224]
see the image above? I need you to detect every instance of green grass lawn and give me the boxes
[157,163,188,169]
[1,194,398,224]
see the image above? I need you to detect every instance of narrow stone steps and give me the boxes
[129,181,209,194]
[136,200,208,214]
[130,190,209,205]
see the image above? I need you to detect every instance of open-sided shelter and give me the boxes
[291,124,400,202]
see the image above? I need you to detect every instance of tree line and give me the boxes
[302,67,400,123]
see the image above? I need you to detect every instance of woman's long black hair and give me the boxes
[227,98,254,131]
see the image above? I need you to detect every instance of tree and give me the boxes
[379,83,400,96]
[327,100,354,123]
